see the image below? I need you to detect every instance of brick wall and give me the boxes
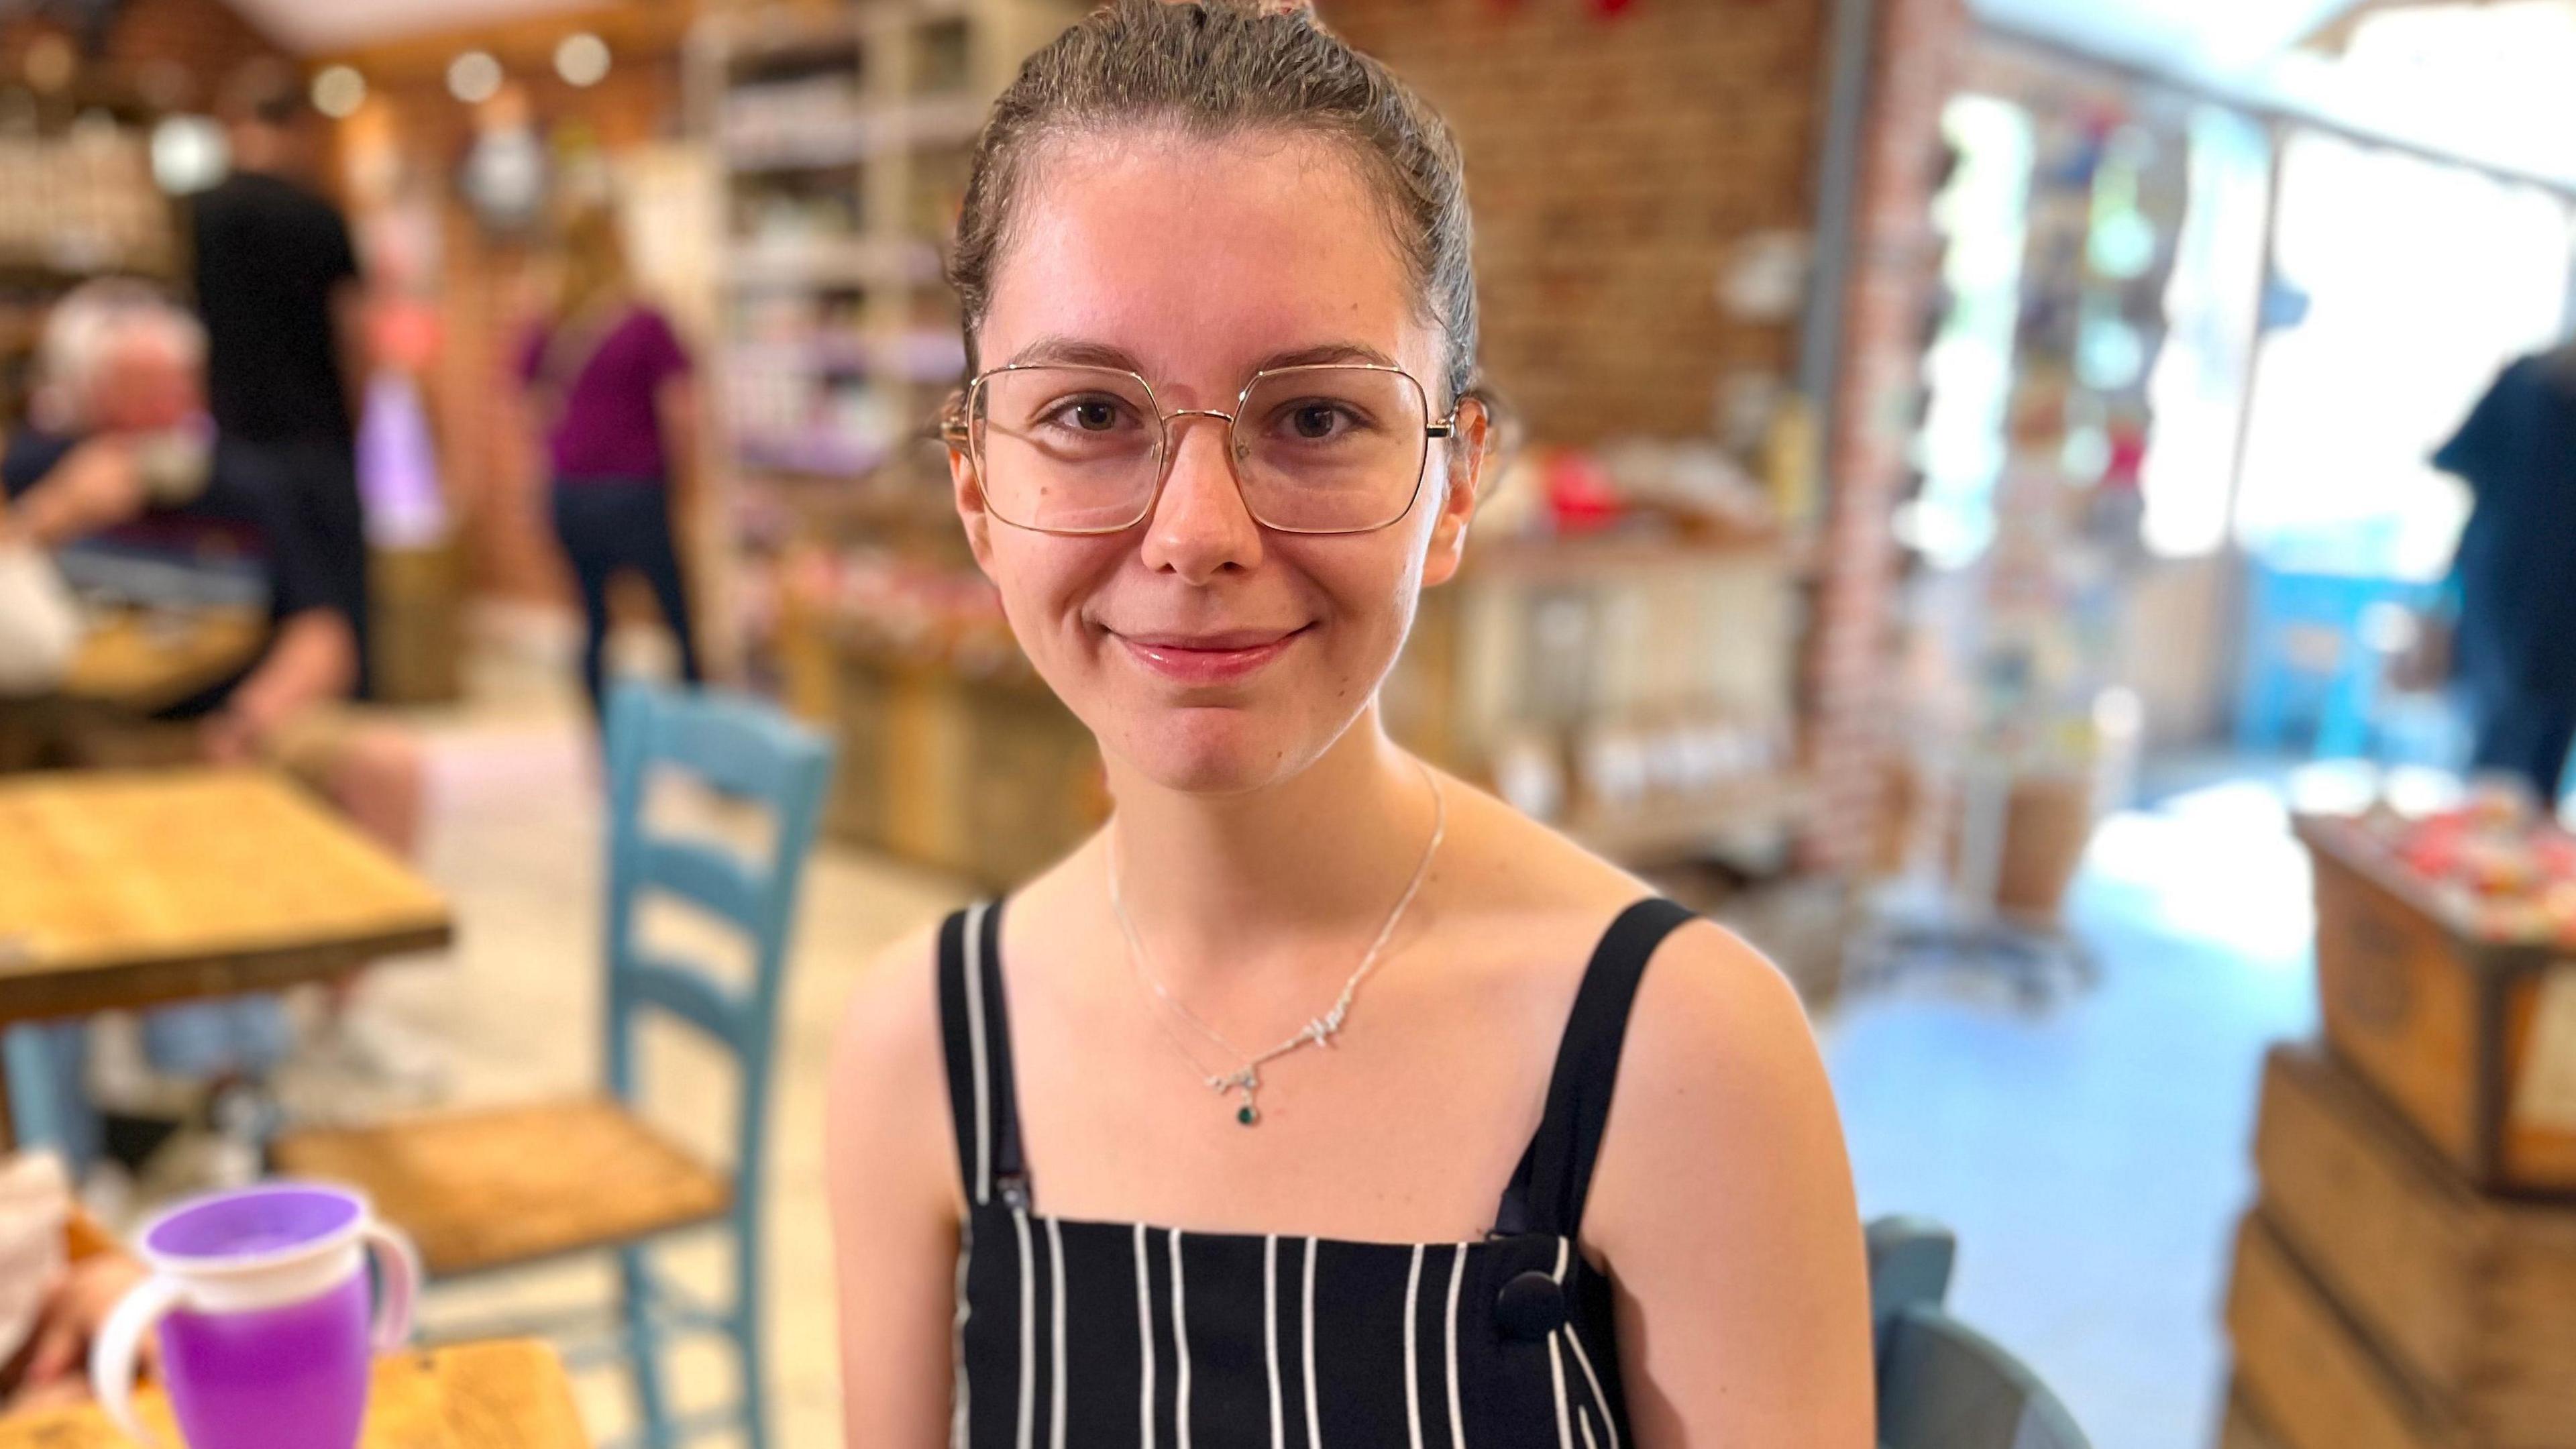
[0,0,286,109]
[101,0,283,94]
[1322,0,1965,868]
[1322,0,1831,445]
[1801,0,1968,871]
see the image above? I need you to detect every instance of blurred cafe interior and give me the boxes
[0,0,2574,1446]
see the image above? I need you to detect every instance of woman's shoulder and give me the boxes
[828,914,957,1115]
[1434,770,1796,1047]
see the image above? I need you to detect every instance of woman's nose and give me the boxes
[1138,414,1265,582]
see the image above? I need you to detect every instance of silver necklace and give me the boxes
[1108,757,1446,1126]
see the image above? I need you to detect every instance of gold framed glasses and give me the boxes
[945,362,1458,537]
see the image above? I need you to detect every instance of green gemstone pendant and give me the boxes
[1237,1104,1259,1126]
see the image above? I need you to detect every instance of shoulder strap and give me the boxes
[1493,898,1700,1240]
[935,899,1026,1208]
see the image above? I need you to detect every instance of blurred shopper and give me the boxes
[191,60,371,697]
[2429,344,2576,804]
[519,202,704,716]
[1,281,425,1175]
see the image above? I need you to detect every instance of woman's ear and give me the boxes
[943,398,998,574]
[1419,394,1489,590]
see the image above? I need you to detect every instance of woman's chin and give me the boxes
[1106,710,1324,798]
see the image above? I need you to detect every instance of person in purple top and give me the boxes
[519,202,704,714]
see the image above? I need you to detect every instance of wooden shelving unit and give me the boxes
[694,0,1089,879]
[1389,529,1808,867]
[0,87,180,430]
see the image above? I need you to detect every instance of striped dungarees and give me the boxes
[936,897,1698,1449]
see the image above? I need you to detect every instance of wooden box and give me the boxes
[368,543,464,706]
[2299,817,2576,1199]
[2219,1389,2288,1449]
[2253,1045,2576,1448]
[2226,1212,2469,1449]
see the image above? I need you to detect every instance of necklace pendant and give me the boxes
[1216,1068,1260,1126]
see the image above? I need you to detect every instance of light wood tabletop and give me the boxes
[62,609,268,716]
[0,1340,590,1448]
[0,768,453,1025]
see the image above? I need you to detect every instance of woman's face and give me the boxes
[955,129,1485,796]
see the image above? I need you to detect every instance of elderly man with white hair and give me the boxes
[0,279,427,1177]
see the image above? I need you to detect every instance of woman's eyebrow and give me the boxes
[1006,336,1148,370]
[1255,342,1399,370]
[998,338,1403,374]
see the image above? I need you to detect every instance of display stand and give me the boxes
[1844,749,2094,1007]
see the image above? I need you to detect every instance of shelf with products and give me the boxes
[698,0,1080,689]
[0,107,180,429]
[1389,434,1816,869]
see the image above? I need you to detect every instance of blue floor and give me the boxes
[1823,779,2320,1449]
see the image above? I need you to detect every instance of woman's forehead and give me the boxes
[982,129,1434,394]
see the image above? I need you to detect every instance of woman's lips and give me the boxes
[1113,627,1307,686]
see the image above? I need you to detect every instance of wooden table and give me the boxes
[0,1340,589,1448]
[0,768,452,1024]
[0,608,265,773]
[62,609,267,716]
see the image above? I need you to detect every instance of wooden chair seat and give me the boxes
[275,1098,731,1277]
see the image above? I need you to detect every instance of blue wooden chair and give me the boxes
[1870,1216,2091,1449]
[278,683,835,1449]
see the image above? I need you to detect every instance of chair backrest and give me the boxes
[1868,1216,2091,1449]
[600,683,834,1201]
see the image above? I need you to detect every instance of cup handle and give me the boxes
[362,1220,421,1354]
[91,1274,184,1449]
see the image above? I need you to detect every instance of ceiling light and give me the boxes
[555,32,611,88]
[311,65,366,119]
[447,50,503,105]
[151,115,229,195]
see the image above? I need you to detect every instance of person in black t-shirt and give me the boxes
[188,61,371,695]
[2430,346,2576,804]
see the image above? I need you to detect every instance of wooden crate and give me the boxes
[822,637,1104,888]
[2226,1212,2468,1449]
[368,543,464,706]
[2299,818,2576,1199]
[2220,1389,2289,1449]
[2253,1044,2576,1449]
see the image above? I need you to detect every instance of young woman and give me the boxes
[518,202,704,715]
[826,5,1873,1446]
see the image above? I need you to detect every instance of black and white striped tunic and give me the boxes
[936,897,1698,1449]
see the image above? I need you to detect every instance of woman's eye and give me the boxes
[1044,398,1130,432]
[1279,402,1368,441]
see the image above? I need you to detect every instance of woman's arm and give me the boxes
[1587,922,1875,1448]
[826,923,967,1448]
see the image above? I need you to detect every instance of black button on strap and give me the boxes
[1494,1270,1566,1342]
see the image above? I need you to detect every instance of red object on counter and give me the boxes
[1543,447,1623,535]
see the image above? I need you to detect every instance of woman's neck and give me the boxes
[1101,708,1440,980]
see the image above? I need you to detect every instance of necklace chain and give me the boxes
[1108,756,1446,1126]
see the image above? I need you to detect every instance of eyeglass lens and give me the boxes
[971,365,1432,534]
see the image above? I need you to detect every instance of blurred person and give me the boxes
[824,5,1873,1448]
[2428,343,2576,804]
[191,59,371,697]
[1,281,427,1173]
[0,1151,146,1417]
[518,201,704,716]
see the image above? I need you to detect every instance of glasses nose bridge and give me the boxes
[1154,405,1243,480]
[1161,405,1238,433]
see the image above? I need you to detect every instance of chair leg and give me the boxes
[733,1227,770,1449]
[619,1245,674,1449]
